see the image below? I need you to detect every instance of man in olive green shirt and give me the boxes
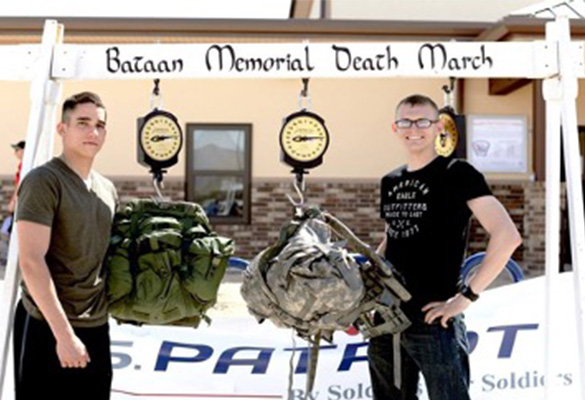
[14,92,117,400]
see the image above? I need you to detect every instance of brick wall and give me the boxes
[468,184,525,263]
[0,177,15,215]
[109,178,387,259]
[0,175,554,276]
[109,177,535,271]
[523,183,546,276]
[521,182,570,276]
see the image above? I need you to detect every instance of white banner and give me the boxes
[48,41,570,80]
[109,273,580,400]
[0,46,41,81]
[1,40,584,81]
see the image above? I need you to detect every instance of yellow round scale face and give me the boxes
[140,114,182,162]
[281,115,329,162]
[435,113,458,157]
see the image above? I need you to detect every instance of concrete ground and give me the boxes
[209,269,249,318]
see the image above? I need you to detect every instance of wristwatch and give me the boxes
[460,285,479,302]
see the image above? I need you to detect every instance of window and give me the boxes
[186,124,252,224]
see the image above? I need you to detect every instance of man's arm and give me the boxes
[463,196,522,293]
[18,220,91,368]
[7,191,17,213]
[422,196,522,327]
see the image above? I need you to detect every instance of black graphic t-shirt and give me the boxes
[380,156,491,319]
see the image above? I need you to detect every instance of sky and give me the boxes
[2,0,580,22]
[0,0,292,19]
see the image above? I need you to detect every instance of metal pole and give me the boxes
[542,72,563,400]
[0,19,63,400]
[556,16,585,400]
[37,24,64,165]
[542,18,563,395]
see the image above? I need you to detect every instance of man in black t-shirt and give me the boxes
[368,94,522,400]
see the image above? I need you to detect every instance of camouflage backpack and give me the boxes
[241,207,411,395]
[241,208,364,340]
[105,199,235,327]
[241,207,411,340]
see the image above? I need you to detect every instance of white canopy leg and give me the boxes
[557,17,585,400]
[0,20,63,400]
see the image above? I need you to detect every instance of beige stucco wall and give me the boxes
[463,79,534,181]
[2,77,585,181]
[0,77,442,180]
[2,81,31,178]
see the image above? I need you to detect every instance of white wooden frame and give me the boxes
[0,17,584,400]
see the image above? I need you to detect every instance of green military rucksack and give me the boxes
[105,199,235,327]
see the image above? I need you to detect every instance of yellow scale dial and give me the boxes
[281,115,329,162]
[435,112,458,157]
[140,114,182,162]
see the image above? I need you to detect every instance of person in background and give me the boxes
[7,140,25,216]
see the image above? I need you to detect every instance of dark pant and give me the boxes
[13,300,112,400]
[368,315,471,400]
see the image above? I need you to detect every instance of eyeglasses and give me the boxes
[395,118,438,129]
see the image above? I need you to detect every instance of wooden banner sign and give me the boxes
[0,46,40,81]
[45,41,583,80]
[0,18,585,400]
[0,41,581,81]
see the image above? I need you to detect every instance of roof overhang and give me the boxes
[0,17,491,43]
[479,15,585,41]
[478,16,585,95]
[1,14,581,96]
[289,0,315,19]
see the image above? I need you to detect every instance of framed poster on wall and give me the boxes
[466,115,528,174]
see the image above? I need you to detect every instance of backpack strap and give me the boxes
[393,333,402,389]
[446,158,458,170]
[323,212,410,301]
[305,332,321,399]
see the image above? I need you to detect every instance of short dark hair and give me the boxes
[61,91,106,123]
[395,94,439,117]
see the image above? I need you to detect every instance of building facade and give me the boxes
[1,12,584,277]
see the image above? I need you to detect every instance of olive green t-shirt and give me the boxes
[16,157,118,327]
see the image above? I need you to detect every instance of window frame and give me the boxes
[185,123,252,225]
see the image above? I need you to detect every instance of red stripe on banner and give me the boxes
[112,388,284,399]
